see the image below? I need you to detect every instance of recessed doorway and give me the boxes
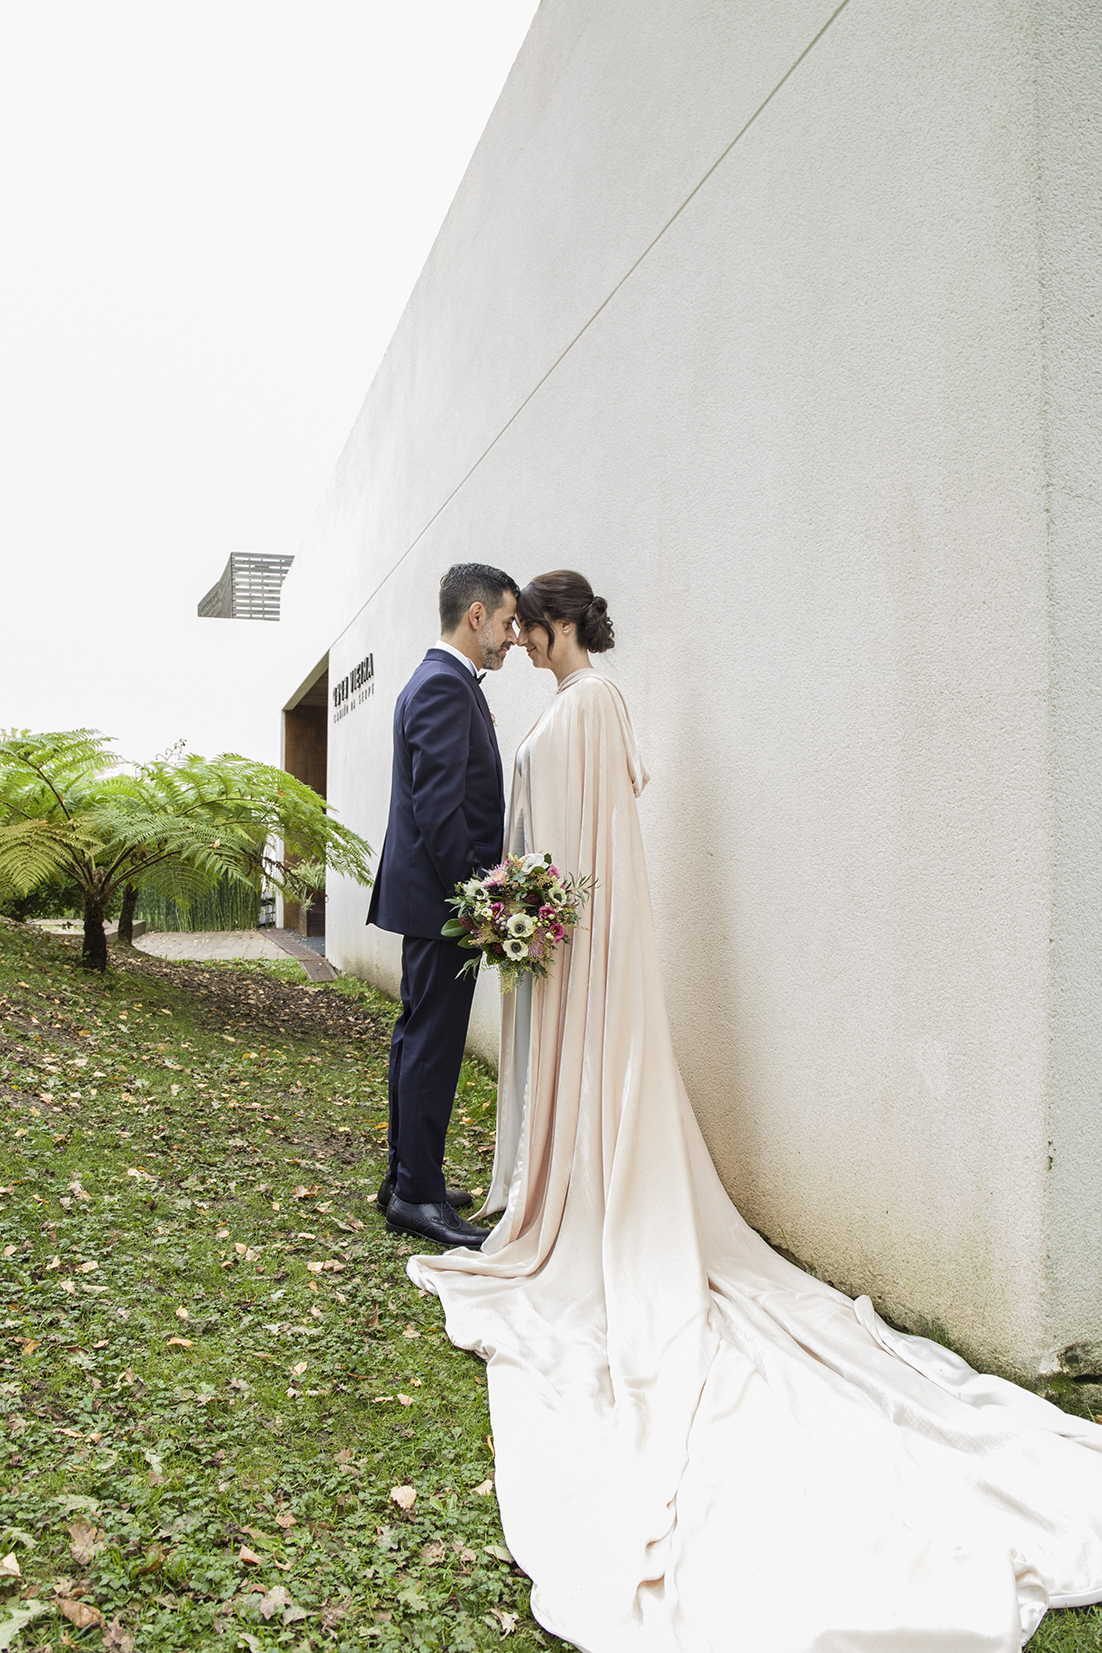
[281,656,328,938]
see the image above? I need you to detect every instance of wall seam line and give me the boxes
[330,0,853,653]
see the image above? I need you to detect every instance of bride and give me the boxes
[409,571,1102,1652]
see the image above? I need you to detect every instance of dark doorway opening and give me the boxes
[282,658,328,938]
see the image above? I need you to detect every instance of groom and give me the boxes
[367,563,519,1248]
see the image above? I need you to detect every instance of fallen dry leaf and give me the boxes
[59,1278,76,1294]
[274,1510,297,1530]
[334,1448,355,1464]
[389,1485,416,1512]
[238,1545,262,1566]
[257,1584,292,1620]
[320,1599,352,1631]
[67,1519,104,1565]
[166,1336,192,1348]
[402,1324,421,1340]
[103,1615,136,1651]
[487,1607,519,1635]
[58,1596,103,1629]
[0,1552,20,1578]
[291,1360,307,1377]
[472,1479,495,1497]
[397,1393,414,1407]
[421,1539,447,1565]
[175,1306,189,1320]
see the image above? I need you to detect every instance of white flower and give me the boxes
[520,852,547,873]
[506,913,535,939]
[502,937,528,961]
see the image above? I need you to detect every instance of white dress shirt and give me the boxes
[434,639,478,677]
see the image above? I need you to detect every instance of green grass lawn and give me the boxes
[0,919,572,1652]
[0,918,1099,1652]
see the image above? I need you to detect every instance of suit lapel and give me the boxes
[424,649,502,766]
[471,680,504,794]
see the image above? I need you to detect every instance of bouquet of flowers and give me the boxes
[442,851,594,990]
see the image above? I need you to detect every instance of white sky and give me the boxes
[0,1,539,765]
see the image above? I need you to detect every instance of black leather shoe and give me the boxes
[377,1176,472,1213]
[385,1196,487,1250]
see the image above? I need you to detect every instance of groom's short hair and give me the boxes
[439,563,520,631]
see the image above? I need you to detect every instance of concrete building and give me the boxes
[276,0,1102,1379]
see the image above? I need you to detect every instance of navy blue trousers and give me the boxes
[387,935,477,1203]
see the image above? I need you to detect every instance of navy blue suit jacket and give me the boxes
[367,649,505,940]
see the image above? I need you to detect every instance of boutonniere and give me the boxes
[491,712,497,725]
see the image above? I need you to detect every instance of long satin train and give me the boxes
[410,669,1102,1652]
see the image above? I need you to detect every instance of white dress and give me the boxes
[410,669,1102,1653]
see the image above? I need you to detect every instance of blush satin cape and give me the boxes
[408,669,1102,1653]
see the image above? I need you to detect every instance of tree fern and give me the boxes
[0,731,373,971]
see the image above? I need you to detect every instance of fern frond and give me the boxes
[0,819,93,896]
[0,729,119,820]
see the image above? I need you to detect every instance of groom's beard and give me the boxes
[477,630,510,671]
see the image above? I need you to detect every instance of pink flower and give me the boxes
[537,904,555,921]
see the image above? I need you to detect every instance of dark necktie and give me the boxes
[476,671,487,684]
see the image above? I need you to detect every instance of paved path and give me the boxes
[135,929,338,982]
[265,929,339,982]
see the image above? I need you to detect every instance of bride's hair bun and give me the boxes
[516,570,616,656]
[580,594,614,654]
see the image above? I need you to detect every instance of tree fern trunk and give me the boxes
[118,884,138,945]
[82,893,107,972]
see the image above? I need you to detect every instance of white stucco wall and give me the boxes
[1038,0,1102,1366]
[282,0,1102,1375]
